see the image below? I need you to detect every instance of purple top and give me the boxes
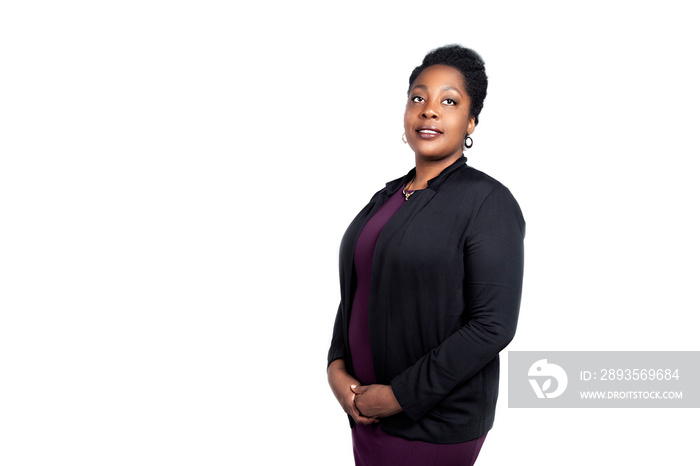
[347,187,486,466]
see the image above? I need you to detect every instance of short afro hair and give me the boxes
[408,45,488,126]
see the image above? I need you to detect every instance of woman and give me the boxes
[327,45,525,466]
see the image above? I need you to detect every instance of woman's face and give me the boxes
[404,64,476,162]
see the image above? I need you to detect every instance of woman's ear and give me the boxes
[466,116,476,135]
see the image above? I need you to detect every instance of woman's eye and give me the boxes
[443,98,456,105]
[411,96,424,103]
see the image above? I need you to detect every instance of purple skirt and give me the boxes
[352,424,486,466]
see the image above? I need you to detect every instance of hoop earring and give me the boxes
[464,135,473,149]
[402,133,408,144]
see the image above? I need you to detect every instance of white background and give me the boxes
[1,1,699,464]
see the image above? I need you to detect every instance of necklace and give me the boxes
[402,177,416,200]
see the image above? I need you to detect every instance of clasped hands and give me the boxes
[351,383,402,422]
[328,360,403,425]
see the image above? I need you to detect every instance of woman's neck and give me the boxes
[411,153,462,189]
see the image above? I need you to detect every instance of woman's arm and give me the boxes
[390,185,525,421]
[327,303,346,365]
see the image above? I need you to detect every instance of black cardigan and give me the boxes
[328,156,525,444]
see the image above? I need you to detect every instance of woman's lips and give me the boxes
[416,127,443,140]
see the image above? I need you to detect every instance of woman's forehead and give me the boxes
[410,65,467,93]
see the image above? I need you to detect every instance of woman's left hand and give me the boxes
[351,384,403,418]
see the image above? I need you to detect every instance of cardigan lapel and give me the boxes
[368,187,437,382]
[339,167,416,320]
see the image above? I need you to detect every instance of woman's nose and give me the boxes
[421,104,439,119]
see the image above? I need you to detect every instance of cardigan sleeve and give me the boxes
[327,302,346,367]
[390,185,525,421]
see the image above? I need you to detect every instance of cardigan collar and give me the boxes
[385,155,467,195]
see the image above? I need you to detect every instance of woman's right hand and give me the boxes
[327,359,379,425]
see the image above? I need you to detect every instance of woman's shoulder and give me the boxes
[447,164,524,222]
[449,164,514,198]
